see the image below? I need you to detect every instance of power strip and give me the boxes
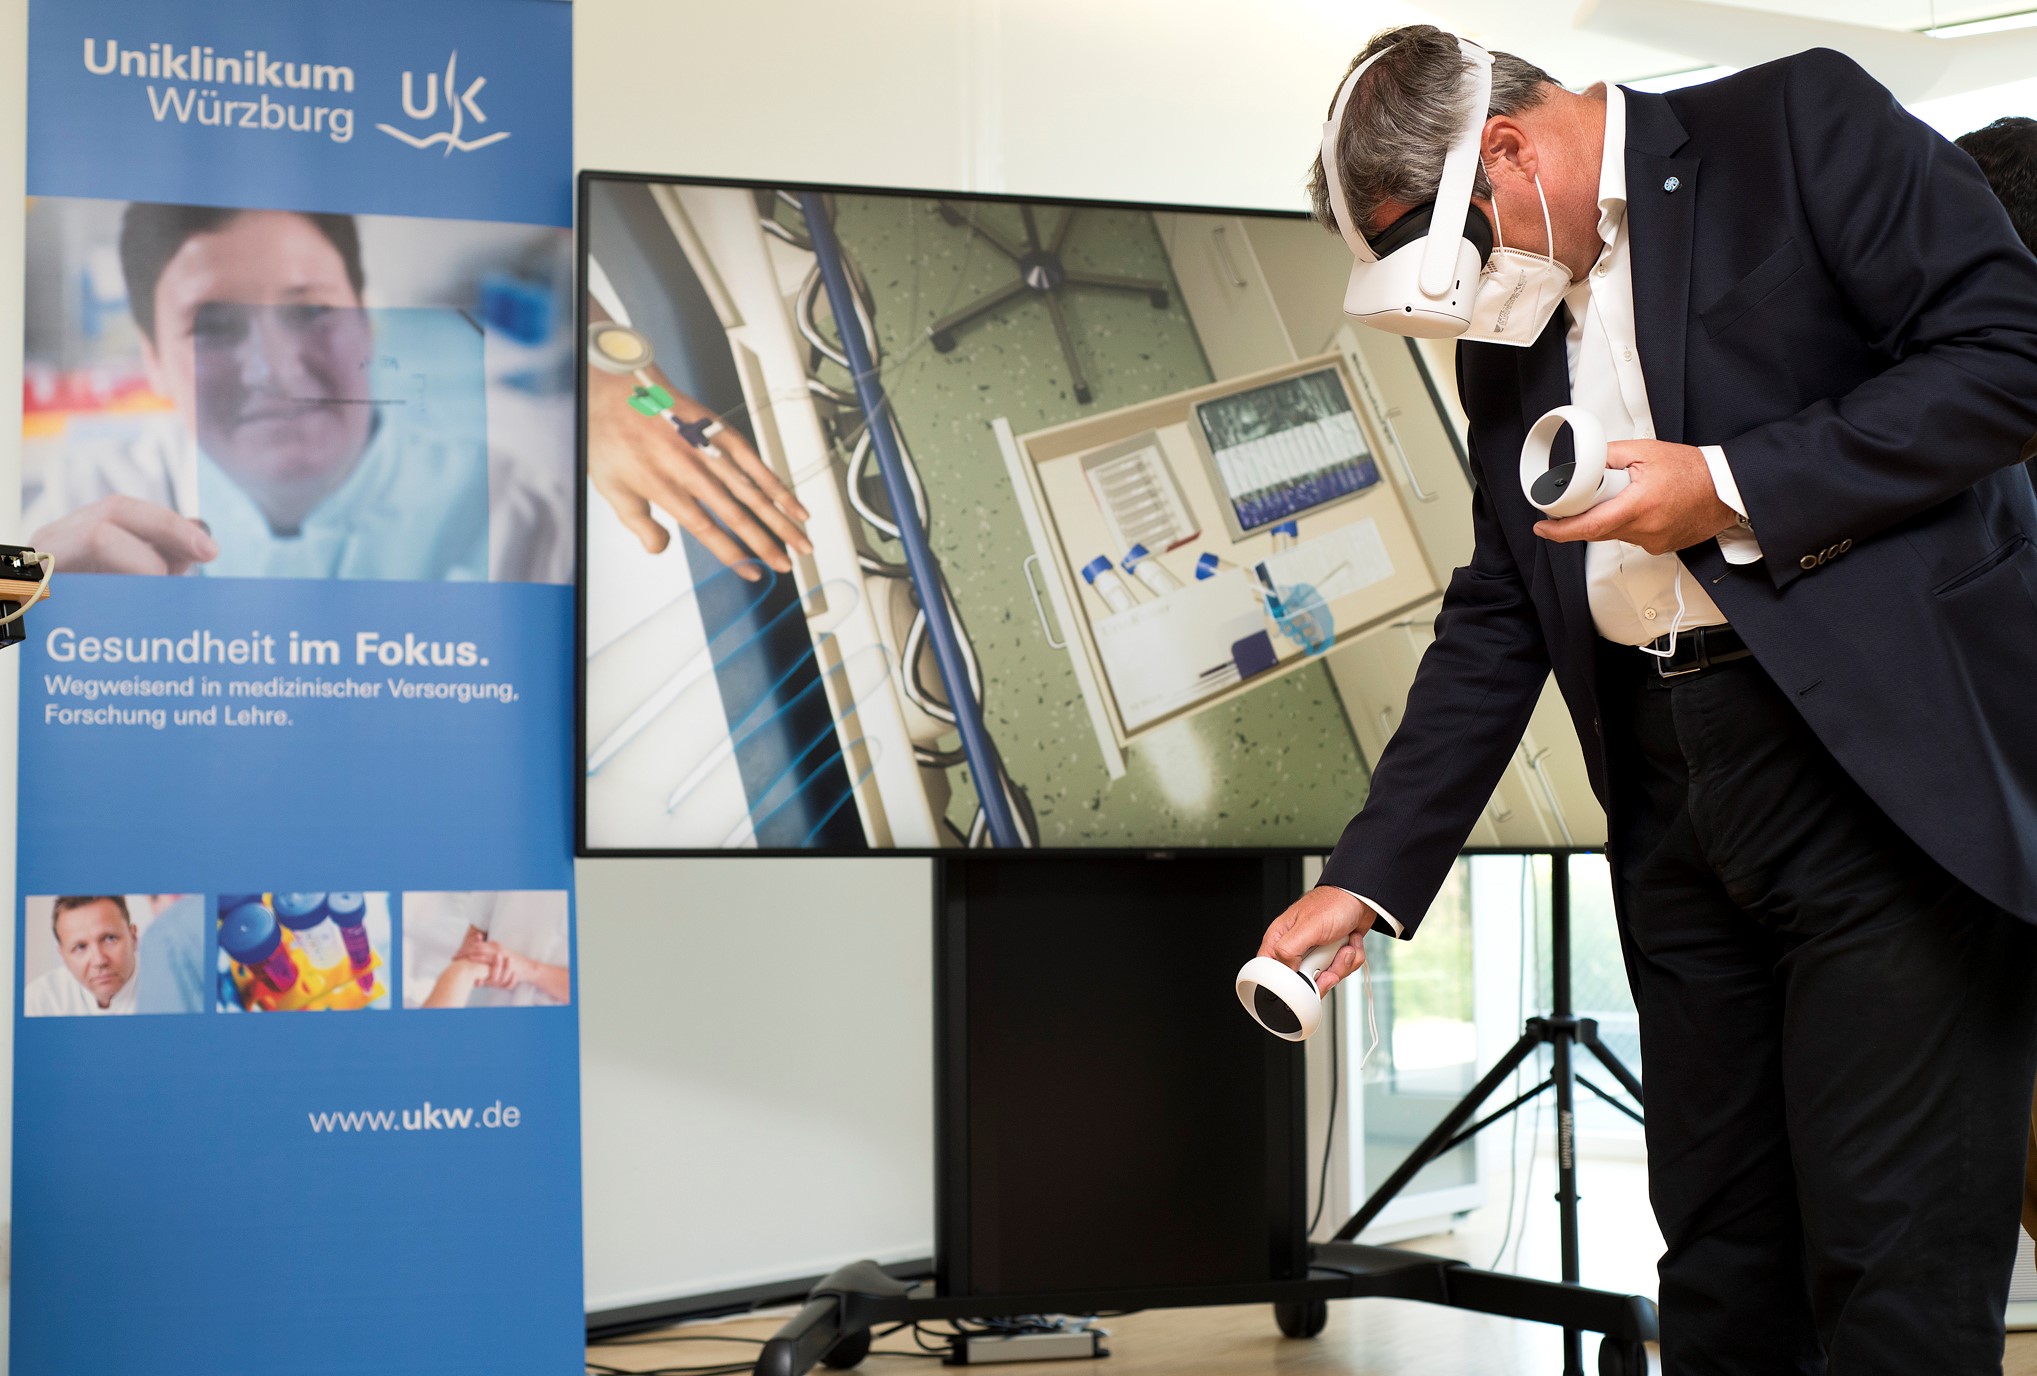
[948,1330,1109,1365]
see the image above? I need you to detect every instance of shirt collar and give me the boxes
[1596,82,1628,242]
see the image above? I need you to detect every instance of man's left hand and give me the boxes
[1533,439,1737,555]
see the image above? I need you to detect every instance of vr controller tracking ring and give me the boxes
[1519,406,1627,518]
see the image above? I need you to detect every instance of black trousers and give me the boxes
[1598,642,2037,1375]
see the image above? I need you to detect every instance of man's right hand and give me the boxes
[33,495,219,575]
[1257,886,1377,995]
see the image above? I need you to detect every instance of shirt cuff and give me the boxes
[1322,885,1405,938]
[1701,444,1764,565]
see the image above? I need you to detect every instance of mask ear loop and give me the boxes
[1533,173,1559,272]
[1637,565,1692,659]
[1480,157,1563,275]
[1356,949,1383,1076]
[1481,157,1508,261]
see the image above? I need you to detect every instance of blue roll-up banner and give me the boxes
[14,2,580,1372]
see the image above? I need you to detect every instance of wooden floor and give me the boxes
[589,1156,2037,1375]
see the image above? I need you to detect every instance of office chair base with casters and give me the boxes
[926,200,1169,405]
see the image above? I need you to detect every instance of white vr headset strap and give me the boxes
[1320,48,1394,265]
[1319,37,1494,296]
[1423,43,1492,300]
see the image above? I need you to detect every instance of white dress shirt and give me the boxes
[24,965,138,1017]
[1329,83,1764,938]
[1569,81,1760,650]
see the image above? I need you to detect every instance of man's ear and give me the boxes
[1482,117,1538,182]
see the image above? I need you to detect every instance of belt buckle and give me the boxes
[1653,631,1709,679]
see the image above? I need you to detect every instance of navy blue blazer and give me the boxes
[1319,49,2037,933]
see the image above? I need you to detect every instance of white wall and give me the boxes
[568,0,1404,1313]
[577,858,935,1312]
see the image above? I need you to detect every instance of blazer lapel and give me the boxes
[1514,318,1592,640]
[1623,88,1698,445]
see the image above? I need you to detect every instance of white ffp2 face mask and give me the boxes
[1467,171,1571,347]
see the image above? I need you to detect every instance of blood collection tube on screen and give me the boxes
[274,893,346,970]
[326,893,375,993]
[218,901,299,997]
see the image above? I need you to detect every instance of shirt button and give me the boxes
[1643,607,1658,620]
[1594,262,1610,277]
[1622,348,1634,362]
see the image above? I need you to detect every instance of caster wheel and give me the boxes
[821,1328,872,1369]
[1598,1336,1650,1376]
[930,330,957,353]
[1274,1299,1328,1339]
[1074,385,1093,405]
[1148,289,1170,309]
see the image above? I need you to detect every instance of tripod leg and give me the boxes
[1333,1031,1544,1242]
[1552,1026,1586,1376]
[1581,1025,1645,1109]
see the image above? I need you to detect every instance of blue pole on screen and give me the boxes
[796,193,1023,848]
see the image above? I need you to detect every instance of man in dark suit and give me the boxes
[1259,26,2037,1373]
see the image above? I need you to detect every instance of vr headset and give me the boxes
[1319,38,1495,338]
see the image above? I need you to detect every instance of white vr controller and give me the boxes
[1235,941,1344,1042]
[1519,406,1628,518]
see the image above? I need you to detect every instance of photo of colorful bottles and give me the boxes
[215,892,393,1011]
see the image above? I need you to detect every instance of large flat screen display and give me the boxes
[578,174,1449,854]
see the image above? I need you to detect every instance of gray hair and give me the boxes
[1308,24,1557,238]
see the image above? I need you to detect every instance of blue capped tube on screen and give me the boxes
[1121,543,1182,596]
[1081,556,1137,614]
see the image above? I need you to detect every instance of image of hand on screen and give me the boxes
[404,891,571,1009]
[587,299,810,578]
[23,199,574,583]
[581,180,1431,854]
[23,895,141,1016]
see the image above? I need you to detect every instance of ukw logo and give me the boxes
[376,50,509,154]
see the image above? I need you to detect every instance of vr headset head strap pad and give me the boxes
[1318,37,1494,299]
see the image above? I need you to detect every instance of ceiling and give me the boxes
[1401,0,2037,133]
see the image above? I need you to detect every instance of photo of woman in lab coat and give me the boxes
[24,198,578,582]
[24,196,808,585]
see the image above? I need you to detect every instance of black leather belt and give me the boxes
[1647,624,1752,679]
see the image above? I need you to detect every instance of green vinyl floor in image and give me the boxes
[828,194,1368,847]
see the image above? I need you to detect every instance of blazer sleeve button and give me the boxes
[1799,554,1819,570]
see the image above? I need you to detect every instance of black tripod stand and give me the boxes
[1333,853,1648,1376]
